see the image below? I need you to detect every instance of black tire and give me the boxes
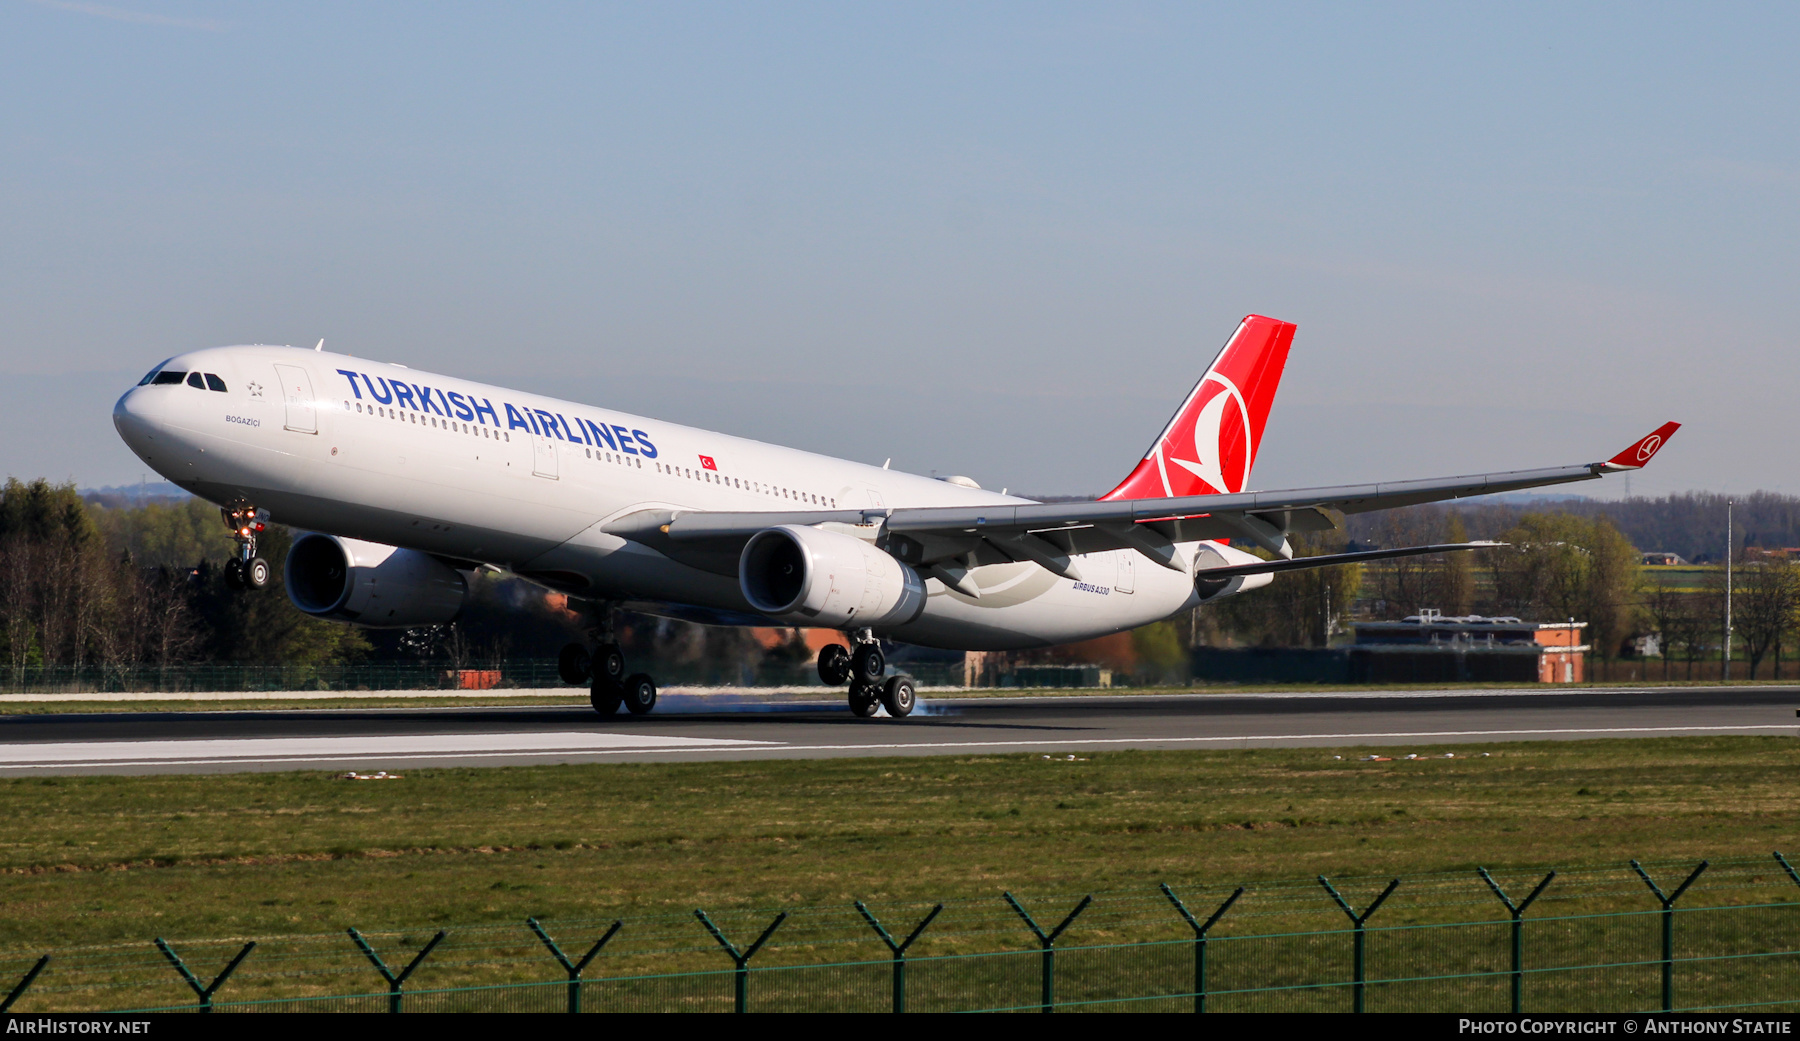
[850,643,885,685]
[817,644,851,686]
[596,642,626,682]
[848,682,880,718]
[589,677,622,715]
[245,557,271,590]
[621,673,657,715]
[558,643,592,685]
[223,559,245,590]
[880,675,916,718]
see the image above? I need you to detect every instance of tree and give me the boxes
[1438,513,1475,616]
[89,496,233,569]
[1361,506,1474,619]
[191,526,370,665]
[1733,559,1800,679]
[1486,512,1643,680]
[0,479,113,672]
[1211,530,1363,647]
[1642,574,1692,681]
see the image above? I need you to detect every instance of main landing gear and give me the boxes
[820,633,915,719]
[562,634,656,717]
[220,503,270,591]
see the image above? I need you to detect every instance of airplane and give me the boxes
[112,316,1678,719]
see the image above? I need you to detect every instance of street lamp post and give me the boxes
[1725,500,1734,681]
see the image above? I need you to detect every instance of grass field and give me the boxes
[2,736,1798,950]
[4,736,1800,1009]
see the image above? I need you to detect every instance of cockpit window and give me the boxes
[151,371,187,385]
[137,358,174,385]
[204,374,227,392]
[186,372,206,389]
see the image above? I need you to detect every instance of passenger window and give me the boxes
[186,372,205,389]
[152,371,186,385]
[205,374,227,392]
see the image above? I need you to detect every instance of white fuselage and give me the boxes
[113,345,1241,649]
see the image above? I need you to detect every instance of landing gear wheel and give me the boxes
[848,681,880,718]
[621,673,657,715]
[223,559,245,590]
[817,644,851,686]
[558,643,592,685]
[244,557,271,590]
[589,677,622,715]
[850,643,885,685]
[595,643,626,683]
[880,675,916,718]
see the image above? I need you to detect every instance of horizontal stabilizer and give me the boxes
[1195,541,1505,579]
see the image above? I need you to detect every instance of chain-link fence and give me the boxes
[6,855,1800,1013]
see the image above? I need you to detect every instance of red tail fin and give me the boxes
[1100,315,1295,501]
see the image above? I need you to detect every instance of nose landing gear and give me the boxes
[220,503,270,591]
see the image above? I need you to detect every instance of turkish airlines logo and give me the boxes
[699,455,717,471]
[1160,373,1252,495]
[1636,435,1661,462]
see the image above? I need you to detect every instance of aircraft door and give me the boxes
[1114,551,1136,594]
[532,434,558,479]
[273,364,317,434]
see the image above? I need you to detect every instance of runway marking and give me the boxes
[0,731,777,768]
[0,723,1790,770]
[735,723,1798,754]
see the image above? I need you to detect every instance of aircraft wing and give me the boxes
[604,422,1678,579]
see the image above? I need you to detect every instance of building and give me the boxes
[1352,611,1587,683]
[1190,611,1591,685]
[1642,552,1689,566]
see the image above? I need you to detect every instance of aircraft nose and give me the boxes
[113,385,168,453]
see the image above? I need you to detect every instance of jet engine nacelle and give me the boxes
[740,524,927,629]
[285,533,468,627]
[1192,542,1274,604]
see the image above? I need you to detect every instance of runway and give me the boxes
[0,685,1796,776]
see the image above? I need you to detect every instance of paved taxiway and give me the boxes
[0,685,1795,776]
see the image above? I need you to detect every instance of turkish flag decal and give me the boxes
[699,455,717,471]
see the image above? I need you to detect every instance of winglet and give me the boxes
[1600,421,1680,471]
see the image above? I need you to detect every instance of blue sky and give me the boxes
[3,2,1796,497]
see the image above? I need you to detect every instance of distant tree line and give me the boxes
[0,479,802,676]
[10,477,1798,680]
[0,480,370,679]
[1332,501,1800,680]
[1344,491,1800,564]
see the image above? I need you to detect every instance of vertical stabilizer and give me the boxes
[1100,315,1295,500]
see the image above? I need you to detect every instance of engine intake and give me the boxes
[740,524,926,630]
[285,533,468,627]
